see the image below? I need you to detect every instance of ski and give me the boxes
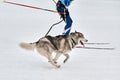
[84,42,110,45]
[76,46,115,50]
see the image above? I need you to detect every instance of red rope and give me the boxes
[4,0,64,14]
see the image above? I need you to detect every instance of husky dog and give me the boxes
[19,31,88,68]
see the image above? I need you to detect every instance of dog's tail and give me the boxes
[19,42,36,51]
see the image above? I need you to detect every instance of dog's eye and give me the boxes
[78,34,81,37]
[78,34,83,37]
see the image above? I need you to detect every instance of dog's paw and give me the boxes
[56,65,61,68]
[53,59,58,64]
[54,61,57,64]
[63,60,67,63]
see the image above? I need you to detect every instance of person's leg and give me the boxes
[63,15,73,36]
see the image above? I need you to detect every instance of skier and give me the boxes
[56,0,73,36]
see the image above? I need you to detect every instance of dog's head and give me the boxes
[70,31,88,44]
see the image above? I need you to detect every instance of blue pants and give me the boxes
[63,15,73,36]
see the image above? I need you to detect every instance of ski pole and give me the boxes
[3,0,56,12]
[3,0,64,14]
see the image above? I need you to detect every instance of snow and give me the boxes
[0,0,120,80]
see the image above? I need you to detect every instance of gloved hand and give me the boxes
[64,8,69,15]
[60,14,65,21]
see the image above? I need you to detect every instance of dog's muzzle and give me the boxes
[80,39,88,46]
[81,38,88,42]
[84,39,88,42]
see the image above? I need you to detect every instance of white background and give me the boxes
[0,0,120,80]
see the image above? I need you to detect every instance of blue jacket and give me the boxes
[60,0,73,7]
[56,1,70,20]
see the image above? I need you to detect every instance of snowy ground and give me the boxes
[0,0,120,80]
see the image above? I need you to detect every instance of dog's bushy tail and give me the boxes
[19,42,36,51]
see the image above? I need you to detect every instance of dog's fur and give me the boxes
[19,31,87,68]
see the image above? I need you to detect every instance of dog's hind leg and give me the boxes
[37,48,60,68]
[47,53,61,68]
[63,54,70,63]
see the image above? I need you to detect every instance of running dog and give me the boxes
[19,31,88,68]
